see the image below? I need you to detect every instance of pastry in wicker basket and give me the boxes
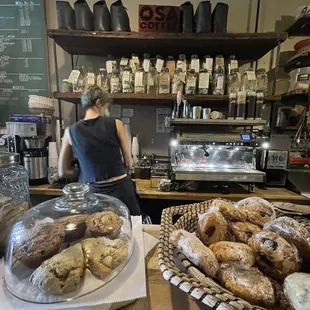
[264,216,310,258]
[197,211,228,246]
[284,272,310,310]
[170,229,219,277]
[209,199,247,221]
[248,231,301,282]
[235,197,276,227]
[217,262,275,308]
[209,241,256,267]
[230,221,261,244]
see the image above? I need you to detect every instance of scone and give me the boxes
[57,214,88,242]
[13,223,65,268]
[197,211,228,246]
[230,221,261,244]
[81,237,128,279]
[264,216,310,257]
[86,211,123,238]
[210,199,246,221]
[235,197,276,227]
[217,263,275,307]
[170,229,219,278]
[209,241,256,267]
[284,273,310,310]
[248,231,300,282]
[30,243,85,295]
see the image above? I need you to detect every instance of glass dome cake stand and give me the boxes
[4,183,134,304]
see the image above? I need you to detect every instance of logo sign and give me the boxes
[139,5,180,33]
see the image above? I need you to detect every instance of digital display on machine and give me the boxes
[241,134,251,141]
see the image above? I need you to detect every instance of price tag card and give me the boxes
[106,61,113,74]
[135,72,144,87]
[191,59,200,73]
[156,59,164,73]
[199,72,210,88]
[67,70,80,84]
[132,56,140,64]
[247,71,256,81]
[143,59,150,73]
[120,57,129,66]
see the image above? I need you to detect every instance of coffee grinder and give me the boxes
[6,122,50,185]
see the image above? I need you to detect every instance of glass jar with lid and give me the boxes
[0,152,29,256]
[134,66,146,94]
[147,60,158,94]
[73,67,85,93]
[4,182,133,303]
[97,68,110,93]
[198,68,210,95]
[158,67,170,94]
[256,68,268,95]
[185,69,197,95]
[84,67,96,88]
[172,68,184,94]
[110,69,121,93]
[227,68,241,95]
[122,66,134,93]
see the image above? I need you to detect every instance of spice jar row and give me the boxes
[62,54,268,96]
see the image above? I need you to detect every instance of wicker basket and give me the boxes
[158,200,310,310]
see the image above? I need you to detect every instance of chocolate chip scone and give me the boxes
[30,243,85,294]
[13,223,65,268]
[57,214,88,242]
[81,237,128,279]
[86,211,123,238]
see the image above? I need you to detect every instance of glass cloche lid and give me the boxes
[4,183,133,304]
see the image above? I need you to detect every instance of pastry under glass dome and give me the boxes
[4,183,133,304]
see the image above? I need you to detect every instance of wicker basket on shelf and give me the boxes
[158,200,310,310]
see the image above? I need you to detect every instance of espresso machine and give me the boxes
[6,121,50,185]
[170,130,267,193]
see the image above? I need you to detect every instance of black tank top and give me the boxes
[69,116,126,183]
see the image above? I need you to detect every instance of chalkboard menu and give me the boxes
[0,0,49,122]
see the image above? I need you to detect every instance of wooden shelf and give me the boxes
[48,30,287,61]
[53,92,230,105]
[284,53,310,73]
[286,13,310,36]
[281,90,309,102]
[170,118,266,126]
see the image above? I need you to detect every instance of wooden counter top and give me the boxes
[30,179,309,204]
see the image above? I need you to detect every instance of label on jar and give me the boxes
[68,70,80,84]
[297,73,310,81]
[216,57,224,66]
[106,61,113,74]
[87,73,95,86]
[177,60,187,73]
[203,58,213,72]
[96,74,102,86]
[191,59,200,73]
[135,72,144,87]
[187,78,196,88]
[122,71,130,82]
[120,57,129,66]
[111,77,119,86]
[130,60,137,73]
[148,76,155,86]
[230,60,238,70]
[216,76,224,90]
[237,91,246,104]
[156,59,164,73]
[199,72,210,89]
[247,71,256,81]
[143,59,150,73]
[255,91,264,119]
[132,56,140,64]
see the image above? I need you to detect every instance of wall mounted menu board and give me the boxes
[0,0,49,122]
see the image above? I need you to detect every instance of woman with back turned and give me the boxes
[58,85,141,216]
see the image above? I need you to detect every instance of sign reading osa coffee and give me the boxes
[139,5,180,33]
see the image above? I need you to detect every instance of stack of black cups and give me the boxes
[180,1,229,34]
[56,0,131,32]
